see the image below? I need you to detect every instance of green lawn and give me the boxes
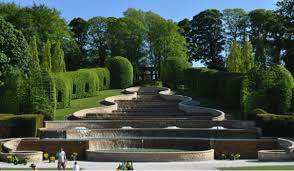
[176,89,241,120]
[221,165,294,170]
[54,89,122,120]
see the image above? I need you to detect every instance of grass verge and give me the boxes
[54,89,122,120]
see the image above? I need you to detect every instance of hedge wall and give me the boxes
[69,69,99,99]
[0,114,44,137]
[52,73,72,109]
[107,56,133,89]
[256,113,294,137]
[80,68,110,90]
[0,71,28,114]
[241,65,294,115]
[184,68,243,108]
[161,57,189,89]
[0,70,56,120]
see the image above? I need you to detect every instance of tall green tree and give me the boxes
[87,17,113,66]
[248,9,285,66]
[51,41,66,72]
[276,0,294,74]
[189,9,225,69]
[227,41,242,72]
[29,35,40,69]
[0,18,32,85]
[222,9,248,43]
[68,17,88,67]
[241,40,255,73]
[41,40,52,72]
[178,18,196,62]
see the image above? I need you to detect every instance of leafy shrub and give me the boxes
[161,57,189,89]
[247,108,267,120]
[70,152,78,161]
[0,114,43,137]
[49,156,55,163]
[107,56,133,89]
[0,18,32,85]
[229,153,241,160]
[184,68,243,108]
[6,156,13,163]
[220,154,227,160]
[43,153,49,160]
[241,65,294,115]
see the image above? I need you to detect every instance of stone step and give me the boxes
[116,108,181,113]
[118,105,178,109]
[84,114,213,120]
[87,112,211,117]
[117,100,177,104]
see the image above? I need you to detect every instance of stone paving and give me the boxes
[0,160,294,170]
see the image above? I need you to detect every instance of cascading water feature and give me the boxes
[38,87,264,161]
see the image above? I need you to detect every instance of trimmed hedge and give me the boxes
[80,68,110,90]
[0,70,56,120]
[0,71,28,114]
[52,73,72,109]
[69,69,99,99]
[256,113,294,137]
[161,57,189,89]
[107,56,133,89]
[184,68,243,108]
[0,114,44,137]
[292,88,294,112]
[241,65,294,115]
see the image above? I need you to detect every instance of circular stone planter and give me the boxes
[0,151,43,162]
[258,150,292,161]
[86,149,214,162]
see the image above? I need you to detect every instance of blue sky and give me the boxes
[2,0,278,22]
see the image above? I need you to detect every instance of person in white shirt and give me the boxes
[57,148,67,170]
[73,161,80,171]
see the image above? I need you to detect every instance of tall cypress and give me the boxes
[241,40,255,73]
[29,36,40,69]
[52,41,66,72]
[227,41,242,72]
[41,40,52,72]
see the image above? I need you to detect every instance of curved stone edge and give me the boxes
[70,86,225,121]
[0,138,43,162]
[86,149,214,162]
[158,87,225,121]
[70,87,140,119]
[258,138,294,161]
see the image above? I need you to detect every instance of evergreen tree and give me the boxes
[255,40,267,68]
[41,39,52,71]
[241,40,255,73]
[227,41,242,72]
[51,41,66,72]
[29,36,40,68]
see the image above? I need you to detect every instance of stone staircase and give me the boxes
[84,90,214,120]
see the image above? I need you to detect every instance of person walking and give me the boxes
[57,148,67,170]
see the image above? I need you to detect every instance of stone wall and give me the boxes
[88,139,210,151]
[86,149,214,162]
[211,138,278,159]
[44,120,256,129]
[67,128,260,139]
[17,139,89,159]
